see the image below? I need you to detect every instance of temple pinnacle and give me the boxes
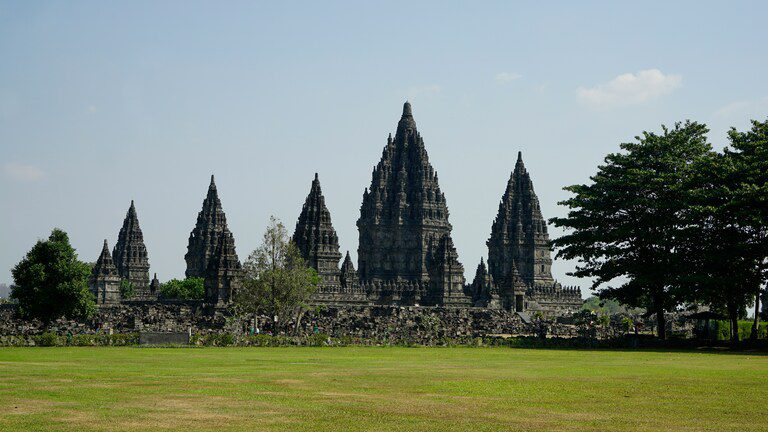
[402,101,412,117]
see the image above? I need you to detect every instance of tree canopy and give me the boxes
[234,216,319,332]
[552,119,768,340]
[159,277,204,300]
[551,121,712,338]
[11,228,95,322]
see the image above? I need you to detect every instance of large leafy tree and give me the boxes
[11,228,95,323]
[725,119,768,339]
[680,151,760,342]
[234,216,319,333]
[551,121,712,339]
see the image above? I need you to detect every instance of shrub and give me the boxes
[307,333,330,347]
[35,332,61,347]
[119,280,135,299]
[710,320,767,340]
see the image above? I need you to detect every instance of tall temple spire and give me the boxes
[292,173,342,287]
[487,152,553,302]
[204,228,242,305]
[113,201,151,298]
[471,257,500,308]
[90,239,121,304]
[357,102,468,305]
[185,175,231,278]
[93,240,118,278]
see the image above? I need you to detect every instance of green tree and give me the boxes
[159,277,204,300]
[11,228,95,322]
[119,280,135,299]
[679,150,762,342]
[551,121,712,339]
[234,216,319,333]
[582,296,644,316]
[725,120,768,340]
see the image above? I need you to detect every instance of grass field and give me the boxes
[0,347,766,431]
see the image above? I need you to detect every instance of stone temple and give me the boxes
[112,201,151,299]
[289,102,580,315]
[91,102,580,317]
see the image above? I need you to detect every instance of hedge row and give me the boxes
[1,332,766,348]
[0,332,139,347]
[708,320,767,341]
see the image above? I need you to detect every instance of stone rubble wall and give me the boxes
[297,306,580,343]
[0,302,580,343]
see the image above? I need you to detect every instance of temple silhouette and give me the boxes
[90,102,581,316]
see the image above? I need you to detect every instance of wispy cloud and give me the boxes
[714,97,768,119]
[406,84,442,101]
[495,72,522,84]
[577,69,682,109]
[4,163,46,182]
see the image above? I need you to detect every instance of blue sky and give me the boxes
[1,1,767,297]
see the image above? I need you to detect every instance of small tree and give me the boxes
[119,280,135,299]
[159,278,204,300]
[234,216,319,333]
[11,228,95,323]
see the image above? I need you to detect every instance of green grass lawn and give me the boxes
[0,347,765,431]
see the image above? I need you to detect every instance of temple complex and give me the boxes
[94,102,581,317]
[293,102,578,314]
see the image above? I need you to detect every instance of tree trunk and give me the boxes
[751,290,760,341]
[729,307,740,344]
[294,308,305,336]
[656,308,666,340]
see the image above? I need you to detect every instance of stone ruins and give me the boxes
[88,102,581,317]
